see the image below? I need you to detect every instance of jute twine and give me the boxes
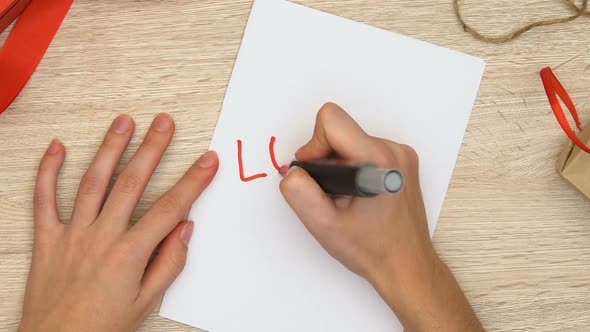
[455,0,589,43]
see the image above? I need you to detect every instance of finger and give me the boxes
[34,139,66,236]
[137,221,193,306]
[100,113,175,231]
[127,151,218,253]
[280,167,340,239]
[71,115,134,225]
[296,102,390,164]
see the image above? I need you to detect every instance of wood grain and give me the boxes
[1,0,589,331]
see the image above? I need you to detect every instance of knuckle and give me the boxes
[374,139,419,169]
[187,163,208,181]
[380,139,399,151]
[375,153,395,168]
[165,249,187,276]
[116,173,142,194]
[37,161,55,176]
[401,144,419,164]
[156,193,182,215]
[33,190,51,210]
[102,133,121,149]
[142,134,161,149]
[79,174,102,196]
[373,145,397,167]
[317,102,339,120]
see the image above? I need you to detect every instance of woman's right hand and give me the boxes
[279,101,434,296]
[280,103,483,332]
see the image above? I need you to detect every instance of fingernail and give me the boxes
[154,113,171,132]
[180,221,194,245]
[47,139,60,154]
[279,164,290,177]
[196,151,218,168]
[112,115,132,134]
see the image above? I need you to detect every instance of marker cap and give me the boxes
[357,167,404,195]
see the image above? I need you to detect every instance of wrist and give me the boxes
[368,246,446,328]
[369,244,440,299]
[369,250,483,332]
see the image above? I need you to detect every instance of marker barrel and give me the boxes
[290,160,404,197]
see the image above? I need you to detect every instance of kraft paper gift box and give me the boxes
[557,125,590,199]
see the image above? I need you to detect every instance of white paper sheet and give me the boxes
[160,0,485,331]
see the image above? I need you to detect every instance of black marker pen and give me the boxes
[279,160,404,197]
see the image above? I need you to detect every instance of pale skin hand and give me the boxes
[19,114,219,332]
[280,103,484,332]
[21,107,481,332]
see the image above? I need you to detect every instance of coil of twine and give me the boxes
[455,0,589,43]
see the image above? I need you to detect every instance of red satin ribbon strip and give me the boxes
[540,67,590,154]
[0,0,31,33]
[0,0,74,114]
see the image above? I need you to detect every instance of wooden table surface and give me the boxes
[1,0,589,331]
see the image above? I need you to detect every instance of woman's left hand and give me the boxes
[19,114,219,332]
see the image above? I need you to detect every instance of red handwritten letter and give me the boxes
[269,136,281,171]
[237,139,268,182]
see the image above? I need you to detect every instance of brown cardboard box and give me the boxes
[557,126,590,199]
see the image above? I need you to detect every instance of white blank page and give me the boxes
[160,0,485,331]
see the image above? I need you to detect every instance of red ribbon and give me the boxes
[0,0,74,114]
[540,67,590,154]
[0,0,31,33]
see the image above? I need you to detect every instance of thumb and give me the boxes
[296,102,382,162]
[280,167,339,238]
[138,221,193,306]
